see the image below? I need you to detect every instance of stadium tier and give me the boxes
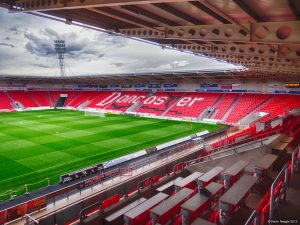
[136,92,183,116]
[0,91,299,225]
[7,91,39,108]
[254,94,300,122]
[225,94,272,123]
[212,93,238,120]
[166,92,221,118]
[1,91,300,124]
[104,91,149,112]
[68,91,98,107]
[1,0,299,222]
[0,91,13,110]
[28,91,51,106]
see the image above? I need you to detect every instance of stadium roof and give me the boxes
[0,0,299,78]
[0,68,298,83]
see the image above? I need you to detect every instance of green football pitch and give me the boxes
[0,109,222,200]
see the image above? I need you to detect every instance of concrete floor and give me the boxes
[274,173,300,221]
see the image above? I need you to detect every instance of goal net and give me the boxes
[84,110,106,118]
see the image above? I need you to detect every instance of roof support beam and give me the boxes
[232,0,262,22]
[11,0,193,12]
[120,5,177,26]
[288,0,300,20]
[188,1,230,24]
[193,0,249,32]
[118,21,300,44]
[86,8,159,30]
[152,3,203,25]
[163,43,300,60]
[119,4,210,48]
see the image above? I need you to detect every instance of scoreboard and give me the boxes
[285,83,300,88]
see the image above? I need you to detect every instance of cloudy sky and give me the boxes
[0,8,240,77]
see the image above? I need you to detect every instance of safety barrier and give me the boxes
[244,210,259,225]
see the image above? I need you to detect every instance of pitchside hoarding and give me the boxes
[26,197,47,214]
[0,196,47,225]
[0,210,7,225]
[0,196,47,224]
[6,203,27,222]
[77,168,120,189]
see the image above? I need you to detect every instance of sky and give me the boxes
[0,8,241,77]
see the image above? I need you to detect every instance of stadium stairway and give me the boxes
[0,91,14,110]
[47,91,53,107]
[221,94,241,122]
[205,94,225,119]
[238,95,274,125]
[7,91,38,108]
[105,91,149,112]
[3,91,15,107]
[136,92,183,116]
[166,92,221,118]
[256,95,300,123]
[27,91,42,107]
[28,91,51,106]
[69,91,101,108]
[161,92,187,117]
[213,93,238,120]
[63,91,82,107]
[226,94,271,123]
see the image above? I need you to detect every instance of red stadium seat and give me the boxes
[167,92,221,118]
[226,94,271,123]
[137,92,183,116]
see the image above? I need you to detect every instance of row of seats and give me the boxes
[65,153,295,225]
[213,93,238,120]
[62,115,300,225]
[1,91,299,123]
[255,94,300,122]
[226,94,271,123]
[136,92,183,116]
[166,92,221,118]
[106,91,148,112]
[0,91,13,110]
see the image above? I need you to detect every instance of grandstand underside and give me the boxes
[1,0,299,79]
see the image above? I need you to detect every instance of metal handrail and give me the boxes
[244,210,259,225]
[269,164,288,220]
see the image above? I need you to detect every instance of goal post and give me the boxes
[84,109,106,118]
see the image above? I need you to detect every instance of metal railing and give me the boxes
[245,210,259,225]
[269,163,288,220]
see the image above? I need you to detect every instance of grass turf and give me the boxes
[0,109,222,200]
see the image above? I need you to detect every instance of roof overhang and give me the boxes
[1,0,300,77]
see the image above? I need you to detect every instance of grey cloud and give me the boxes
[9,26,22,35]
[95,33,127,48]
[0,43,15,48]
[25,33,56,57]
[112,62,124,67]
[24,29,106,60]
[31,63,51,68]
[0,8,240,76]
[43,27,60,39]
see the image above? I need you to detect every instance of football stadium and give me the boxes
[0,0,300,225]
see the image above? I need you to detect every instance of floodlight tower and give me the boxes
[54,40,66,77]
